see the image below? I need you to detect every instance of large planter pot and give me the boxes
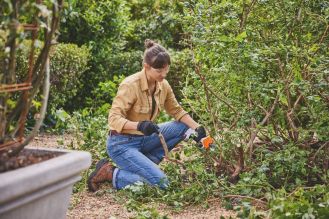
[0,147,91,219]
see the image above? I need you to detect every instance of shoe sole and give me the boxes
[87,158,109,192]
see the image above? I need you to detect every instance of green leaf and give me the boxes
[235,31,247,42]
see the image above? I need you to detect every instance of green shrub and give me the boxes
[59,0,187,109]
[269,186,329,219]
[179,1,328,217]
[87,75,126,109]
[49,43,90,111]
[167,49,193,101]
[179,0,329,169]
[16,41,90,112]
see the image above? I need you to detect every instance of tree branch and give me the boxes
[246,91,279,157]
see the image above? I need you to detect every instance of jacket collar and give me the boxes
[139,68,163,92]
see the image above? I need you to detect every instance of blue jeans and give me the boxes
[107,121,188,190]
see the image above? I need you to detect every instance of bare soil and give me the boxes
[30,133,236,219]
[0,148,61,173]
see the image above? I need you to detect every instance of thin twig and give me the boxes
[239,0,258,32]
[312,141,329,160]
[207,88,238,115]
[223,194,267,205]
[246,91,279,156]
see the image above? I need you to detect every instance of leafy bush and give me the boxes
[59,0,187,109]
[87,75,125,110]
[167,49,193,101]
[16,41,90,112]
[49,43,90,111]
[179,0,328,217]
[269,186,329,219]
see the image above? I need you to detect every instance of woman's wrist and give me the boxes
[123,121,139,131]
[180,114,200,130]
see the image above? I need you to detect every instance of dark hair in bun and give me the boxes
[144,39,155,49]
[143,39,171,69]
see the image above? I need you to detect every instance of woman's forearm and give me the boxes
[123,121,139,131]
[179,114,200,130]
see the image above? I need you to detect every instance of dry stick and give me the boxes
[223,194,267,206]
[158,133,185,167]
[229,116,241,131]
[246,92,280,158]
[207,88,238,115]
[230,146,244,181]
[286,93,303,142]
[287,94,303,118]
[312,141,329,160]
[188,48,241,159]
[182,77,229,170]
[201,84,240,130]
[17,3,40,140]
[24,1,62,108]
[7,0,18,83]
[287,186,319,198]
[191,63,227,164]
[188,41,220,132]
[182,92,225,166]
[277,57,298,141]
[192,78,240,130]
[247,92,257,158]
[318,91,329,106]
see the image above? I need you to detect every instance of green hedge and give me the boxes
[166,49,193,101]
[16,41,90,112]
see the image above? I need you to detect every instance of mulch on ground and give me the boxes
[29,133,236,219]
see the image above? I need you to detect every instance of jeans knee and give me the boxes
[170,121,189,137]
[177,121,189,131]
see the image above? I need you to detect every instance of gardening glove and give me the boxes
[193,126,207,144]
[137,120,160,136]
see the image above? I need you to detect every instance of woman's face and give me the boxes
[145,64,170,82]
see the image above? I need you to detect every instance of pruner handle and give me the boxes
[158,133,169,157]
[200,136,214,150]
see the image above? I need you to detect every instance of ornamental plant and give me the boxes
[0,0,63,160]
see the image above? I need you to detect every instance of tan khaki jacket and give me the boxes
[108,69,188,135]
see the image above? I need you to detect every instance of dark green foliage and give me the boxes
[179,0,329,217]
[269,186,329,219]
[166,49,193,100]
[59,0,186,109]
[16,41,90,112]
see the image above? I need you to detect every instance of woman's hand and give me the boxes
[193,126,206,143]
[137,121,160,136]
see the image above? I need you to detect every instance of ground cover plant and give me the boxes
[15,0,329,218]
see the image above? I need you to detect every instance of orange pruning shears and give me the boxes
[199,135,214,150]
[184,128,215,150]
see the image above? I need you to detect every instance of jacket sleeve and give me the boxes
[164,81,188,121]
[108,83,136,133]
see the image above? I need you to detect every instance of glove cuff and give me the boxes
[137,120,147,131]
